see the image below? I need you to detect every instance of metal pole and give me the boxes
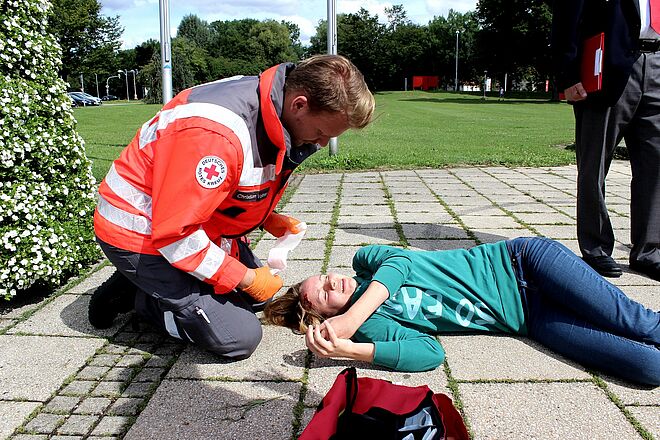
[327,0,338,155]
[123,70,130,101]
[131,70,138,100]
[95,73,99,98]
[159,0,173,104]
[454,31,459,92]
[80,73,84,92]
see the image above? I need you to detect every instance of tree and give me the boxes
[178,14,212,50]
[1,0,99,299]
[427,10,479,87]
[475,0,552,90]
[47,0,123,83]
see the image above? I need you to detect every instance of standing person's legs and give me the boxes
[626,52,660,279]
[98,239,262,360]
[573,64,639,274]
[507,237,659,345]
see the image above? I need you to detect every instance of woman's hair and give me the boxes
[263,281,325,334]
[285,54,375,129]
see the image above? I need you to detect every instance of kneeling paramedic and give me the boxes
[89,55,375,360]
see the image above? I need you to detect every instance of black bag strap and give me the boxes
[343,367,359,414]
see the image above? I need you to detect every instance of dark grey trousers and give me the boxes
[98,238,263,360]
[573,50,660,265]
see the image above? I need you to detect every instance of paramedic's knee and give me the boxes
[203,319,263,361]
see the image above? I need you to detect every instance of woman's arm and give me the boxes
[310,315,445,372]
[324,246,412,339]
[321,279,389,339]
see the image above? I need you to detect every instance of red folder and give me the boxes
[580,33,604,93]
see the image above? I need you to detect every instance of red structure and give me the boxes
[412,76,439,90]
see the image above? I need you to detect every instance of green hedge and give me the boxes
[0,0,99,299]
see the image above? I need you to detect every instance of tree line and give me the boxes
[48,0,553,101]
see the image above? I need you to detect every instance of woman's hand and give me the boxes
[306,321,353,359]
[306,321,375,363]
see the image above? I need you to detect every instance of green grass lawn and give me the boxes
[75,91,577,182]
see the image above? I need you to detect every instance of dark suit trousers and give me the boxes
[574,51,660,265]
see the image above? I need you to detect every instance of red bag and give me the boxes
[299,367,469,440]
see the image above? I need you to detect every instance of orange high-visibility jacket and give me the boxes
[94,64,319,293]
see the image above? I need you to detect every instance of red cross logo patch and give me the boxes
[195,156,227,189]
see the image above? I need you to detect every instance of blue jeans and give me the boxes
[506,237,660,385]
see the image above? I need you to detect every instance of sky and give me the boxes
[100,0,478,50]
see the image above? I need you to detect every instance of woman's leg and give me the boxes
[525,291,660,385]
[508,237,660,346]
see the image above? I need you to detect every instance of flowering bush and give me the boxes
[0,0,99,300]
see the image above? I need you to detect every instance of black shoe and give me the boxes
[582,255,623,278]
[88,271,137,329]
[629,260,660,282]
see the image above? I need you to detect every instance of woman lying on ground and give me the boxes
[264,237,660,385]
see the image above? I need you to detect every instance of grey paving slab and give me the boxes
[459,215,522,229]
[502,203,559,213]
[401,224,466,240]
[305,356,450,407]
[328,245,372,267]
[66,265,115,295]
[450,206,507,216]
[0,335,103,401]
[332,228,400,246]
[123,380,300,440]
[514,212,574,224]
[8,294,128,337]
[396,212,459,225]
[276,211,332,224]
[298,224,331,240]
[392,202,449,213]
[167,325,305,381]
[89,416,131,436]
[459,382,640,440]
[473,228,530,242]
[0,317,16,332]
[627,406,660,439]
[280,201,335,212]
[441,335,591,381]
[339,204,391,216]
[336,215,396,228]
[0,401,41,439]
[407,239,477,251]
[603,376,660,405]
[624,285,660,310]
[281,260,324,287]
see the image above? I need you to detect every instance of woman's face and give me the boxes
[299,272,357,317]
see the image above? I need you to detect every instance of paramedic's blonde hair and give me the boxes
[285,54,375,129]
[263,282,324,334]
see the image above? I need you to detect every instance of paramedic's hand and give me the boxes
[263,212,303,238]
[306,321,374,363]
[320,313,360,340]
[564,82,587,102]
[242,266,283,302]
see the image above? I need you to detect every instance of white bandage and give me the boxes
[267,222,307,274]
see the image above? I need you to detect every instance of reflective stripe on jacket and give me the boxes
[94,63,318,293]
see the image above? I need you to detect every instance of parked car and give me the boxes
[76,92,102,105]
[101,95,118,101]
[68,94,78,108]
[67,92,101,106]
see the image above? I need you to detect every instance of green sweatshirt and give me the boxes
[350,243,525,372]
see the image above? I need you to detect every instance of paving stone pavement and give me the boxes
[1,163,658,440]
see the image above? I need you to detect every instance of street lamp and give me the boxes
[454,30,459,92]
[129,69,139,100]
[105,74,120,98]
[119,70,130,101]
